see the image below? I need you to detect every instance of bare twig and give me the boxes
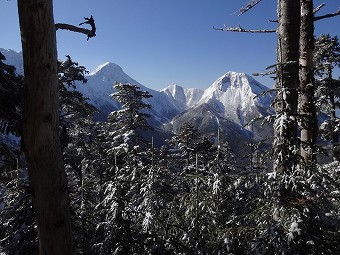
[313,3,326,14]
[56,15,96,40]
[267,61,299,69]
[213,24,276,33]
[253,70,276,77]
[265,63,278,70]
[238,0,262,15]
[314,9,340,21]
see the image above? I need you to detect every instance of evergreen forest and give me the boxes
[1,0,340,254]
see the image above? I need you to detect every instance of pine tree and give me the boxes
[0,167,38,255]
[0,52,23,175]
[314,34,340,161]
[93,83,155,254]
[56,56,100,254]
[0,52,23,136]
[0,51,36,255]
[169,122,199,167]
[58,55,97,148]
[110,82,152,132]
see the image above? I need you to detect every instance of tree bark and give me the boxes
[17,0,73,254]
[274,0,300,172]
[299,0,317,164]
[276,0,300,113]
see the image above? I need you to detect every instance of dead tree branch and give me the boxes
[238,0,262,15]
[314,9,340,21]
[253,61,299,77]
[253,70,276,77]
[313,3,325,14]
[213,24,276,33]
[268,61,299,69]
[56,15,96,40]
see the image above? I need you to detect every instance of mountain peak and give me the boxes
[211,71,267,94]
[88,62,141,86]
[213,71,248,91]
[161,83,184,97]
[197,70,271,126]
[90,62,123,76]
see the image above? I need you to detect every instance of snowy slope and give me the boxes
[160,84,204,109]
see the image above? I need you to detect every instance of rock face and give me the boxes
[1,48,274,157]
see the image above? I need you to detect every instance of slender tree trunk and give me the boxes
[299,0,317,164]
[325,67,340,161]
[274,0,300,172]
[17,0,73,254]
[331,95,339,161]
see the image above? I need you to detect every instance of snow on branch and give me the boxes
[56,15,96,40]
[313,3,326,14]
[213,24,276,33]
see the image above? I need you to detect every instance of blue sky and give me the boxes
[1,0,339,90]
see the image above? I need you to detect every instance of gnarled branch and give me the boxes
[56,15,96,40]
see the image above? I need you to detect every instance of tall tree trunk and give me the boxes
[326,67,340,161]
[17,0,73,254]
[299,0,317,164]
[276,0,300,112]
[274,0,300,172]
[330,93,339,161]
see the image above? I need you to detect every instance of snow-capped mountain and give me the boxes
[83,65,273,130]
[78,62,191,123]
[0,48,274,150]
[197,71,273,127]
[75,62,142,118]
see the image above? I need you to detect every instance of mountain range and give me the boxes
[0,48,274,160]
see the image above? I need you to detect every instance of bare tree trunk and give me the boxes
[299,0,317,164]
[17,0,73,254]
[274,0,300,172]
